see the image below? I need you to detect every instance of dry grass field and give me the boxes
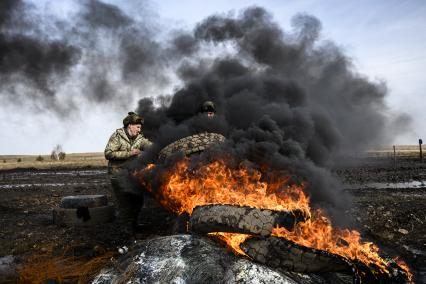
[0,152,107,170]
[367,145,423,157]
[1,145,423,171]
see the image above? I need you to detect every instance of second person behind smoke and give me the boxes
[200,100,216,118]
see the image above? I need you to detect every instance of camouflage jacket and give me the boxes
[104,128,152,174]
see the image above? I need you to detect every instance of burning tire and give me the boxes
[158,132,225,161]
[92,235,331,284]
[241,236,353,273]
[189,204,309,237]
[241,237,411,282]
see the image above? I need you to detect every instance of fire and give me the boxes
[137,158,310,216]
[394,257,414,281]
[135,157,411,279]
[272,212,387,271]
[208,232,251,256]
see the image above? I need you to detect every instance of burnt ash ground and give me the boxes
[0,168,134,271]
[0,158,425,282]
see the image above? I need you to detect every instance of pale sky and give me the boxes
[0,0,425,154]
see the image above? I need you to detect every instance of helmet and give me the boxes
[201,101,216,113]
[123,112,144,127]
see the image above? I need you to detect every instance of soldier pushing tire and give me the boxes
[104,112,152,233]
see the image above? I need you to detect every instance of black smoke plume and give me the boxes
[0,0,80,111]
[0,0,170,114]
[134,7,406,223]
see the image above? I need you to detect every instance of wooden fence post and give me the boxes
[420,139,423,162]
[393,145,396,168]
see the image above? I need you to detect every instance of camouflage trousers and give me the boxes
[109,174,143,231]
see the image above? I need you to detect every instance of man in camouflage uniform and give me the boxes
[105,112,152,233]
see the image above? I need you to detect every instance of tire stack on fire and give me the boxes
[188,204,410,283]
[143,133,411,283]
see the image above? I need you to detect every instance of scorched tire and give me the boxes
[189,204,308,237]
[158,132,225,161]
[241,236,353,274]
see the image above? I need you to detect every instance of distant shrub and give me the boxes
[50,152,57,160]
[58,152,66,160]
[3,159,6,163]
[51,144,66,161]
[36,155,44,162]
[17,158,22,163]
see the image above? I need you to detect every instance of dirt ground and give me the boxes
[335,156,426,283]
[0,155,425,283]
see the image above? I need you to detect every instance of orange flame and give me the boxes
[272,212,387,271]
[135,158,411,279]
[137,158,310,216]
[394,257,413,282]
[208,232,251,256]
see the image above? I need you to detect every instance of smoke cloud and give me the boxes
[0,0,80,111]
[134,7,408,223]
[0,0,171,115]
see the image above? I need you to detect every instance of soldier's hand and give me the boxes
[130,149,141,156]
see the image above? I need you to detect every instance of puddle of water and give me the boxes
[1,169,106,177]
[0,181,108,189]
[1,170,107,182]
[345,180,426,189]
[19,170,107,176]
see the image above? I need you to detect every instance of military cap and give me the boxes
[201,101,216,113]
[123,112,144,126]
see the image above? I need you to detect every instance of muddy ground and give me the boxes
[0,156,425,283]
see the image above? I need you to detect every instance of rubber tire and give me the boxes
[59,195,108,209]
[53,205,114,226]
[158,133,225,161]
[241,236,353,273]
[189,204,308,237]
